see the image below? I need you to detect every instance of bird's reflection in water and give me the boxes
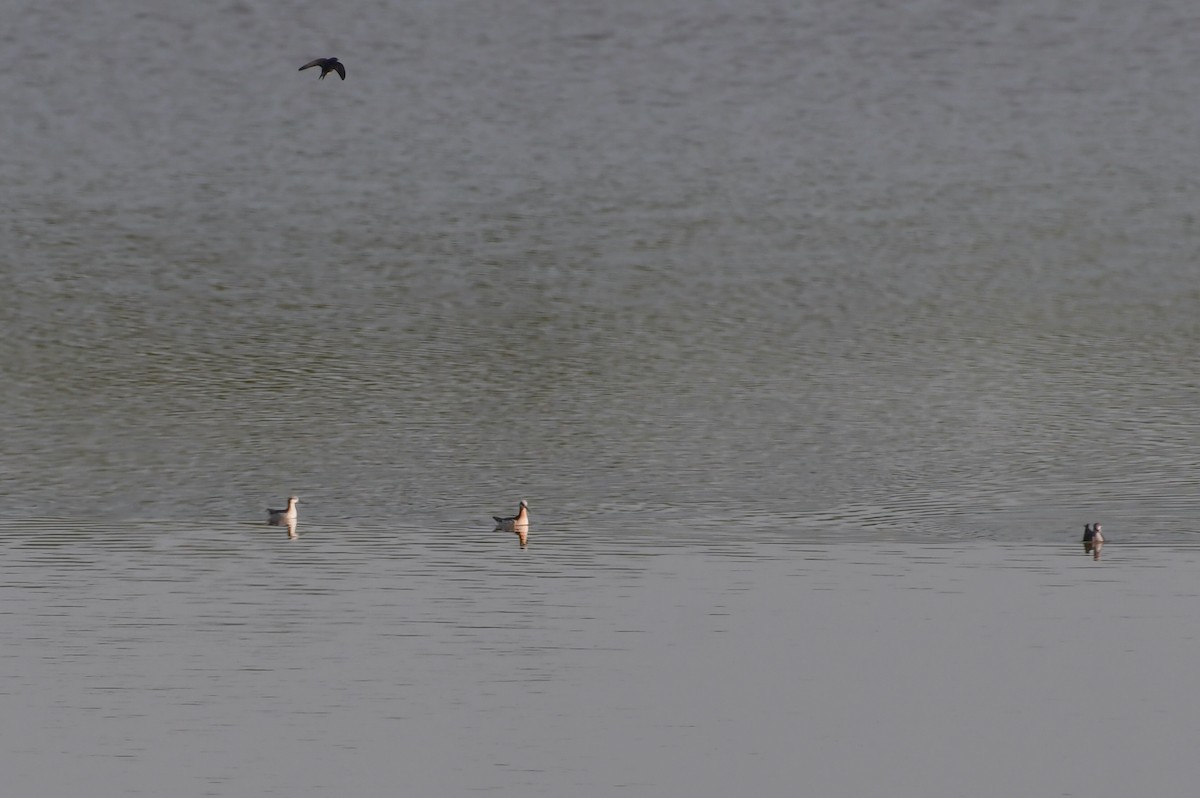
[1083,539,1102,560]
[514,527,528,548]
[284,519,298,539]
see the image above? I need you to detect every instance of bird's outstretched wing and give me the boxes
[299,58,325,71]
[332,61,346,80]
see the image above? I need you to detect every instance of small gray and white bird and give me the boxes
[299,57,345,80]
[492,500,529,532]
[268,496,300,526]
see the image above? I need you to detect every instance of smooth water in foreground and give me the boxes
[3,523,1200,797]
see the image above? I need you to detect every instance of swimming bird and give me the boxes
[493,500,529,532]
[268,496,300,526]
[298,57,345,80]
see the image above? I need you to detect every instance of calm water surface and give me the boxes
[3,0,1200,794]
[4,523,1200,797]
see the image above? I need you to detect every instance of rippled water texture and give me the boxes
[3,0,1200,794]
[3,0,1198,534]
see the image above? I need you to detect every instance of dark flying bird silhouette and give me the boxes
[299,57,345,80]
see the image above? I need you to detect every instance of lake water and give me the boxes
[4,524,1200,797]
[3,0,1199,794]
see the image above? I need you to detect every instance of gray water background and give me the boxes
[2,0,1200,794]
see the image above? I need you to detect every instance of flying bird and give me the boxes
[299,57,345,80]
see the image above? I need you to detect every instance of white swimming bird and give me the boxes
[492,500,529,532]
[268,496,300,526]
